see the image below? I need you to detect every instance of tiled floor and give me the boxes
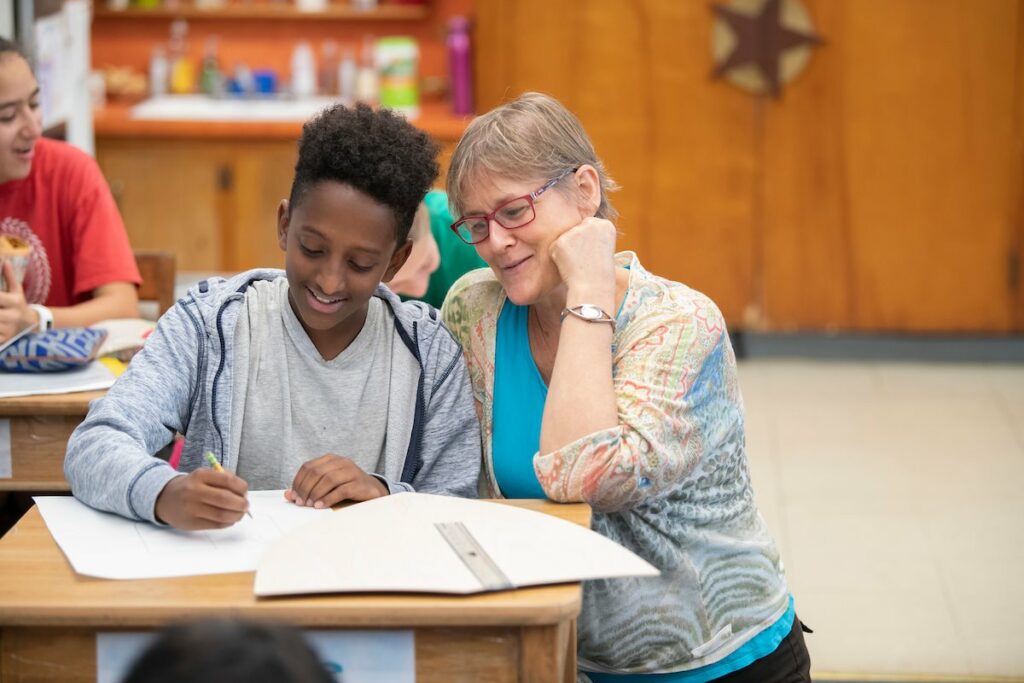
[737,360,1024,682]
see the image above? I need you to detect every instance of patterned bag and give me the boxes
[0,328,109,372]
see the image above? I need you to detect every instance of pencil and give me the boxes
[204,451,253,519]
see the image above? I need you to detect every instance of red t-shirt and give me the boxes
[0,138,141,306]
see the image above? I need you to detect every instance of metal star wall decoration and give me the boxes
[711,0,823,97]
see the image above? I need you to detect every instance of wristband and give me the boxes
[28,304,53,332]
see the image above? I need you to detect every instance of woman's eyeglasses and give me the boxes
[450,168,578,245]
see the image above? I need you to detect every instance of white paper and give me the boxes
[97,630,414,683]
[35,491,328,579]
[304,631,415,682]
[34,12,69,129]
[0,418,10,478]
[0,361,117,398]
[64,0,95,155]
[0,5,12,40]
[96,633,157,683]
[256,493,659,596]
[93,318,157,357]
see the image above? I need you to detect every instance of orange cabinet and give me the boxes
[98,137,292,272]
[98,133,459,273]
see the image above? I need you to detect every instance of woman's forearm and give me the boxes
[540,285,618,453]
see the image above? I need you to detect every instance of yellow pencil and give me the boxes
[204,451,253,519]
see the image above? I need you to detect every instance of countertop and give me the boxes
[93,98,473,141]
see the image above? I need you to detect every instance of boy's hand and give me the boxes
[154,469,250,530]
[286,455,388,508]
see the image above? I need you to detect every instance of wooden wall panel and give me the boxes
[474,0,756,324]
[1013,3,1024,331]
[642,3,757,326]
[834,0,1020,331]
[758,0,852,331]
[475,0,1022,332]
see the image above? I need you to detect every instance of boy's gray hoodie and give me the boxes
[65,269,481,523]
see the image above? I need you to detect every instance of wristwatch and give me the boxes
[560,304,615,330]
[28,304,54,332]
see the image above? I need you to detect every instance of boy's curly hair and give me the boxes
[289,103,439,244]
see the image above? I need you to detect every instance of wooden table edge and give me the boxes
[0,502,589,628]
[0,390,104,416]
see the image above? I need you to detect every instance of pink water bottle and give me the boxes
[447,17,473,115]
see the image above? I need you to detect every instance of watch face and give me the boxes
[579,304,603,320]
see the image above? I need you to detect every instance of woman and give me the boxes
[0,38,139,342]
[441,93,810,682]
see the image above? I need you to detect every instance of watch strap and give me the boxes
[28,304,54,332]
[560,304,616,330]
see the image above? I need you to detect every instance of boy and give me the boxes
[65,104,481,530]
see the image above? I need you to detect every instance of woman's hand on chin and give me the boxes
[550,217,618,299]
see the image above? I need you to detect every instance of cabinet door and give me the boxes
[99,138,455,275]
[97,140,228,272]
[225,142,297,272]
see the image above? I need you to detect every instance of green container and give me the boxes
[376,37,419,116]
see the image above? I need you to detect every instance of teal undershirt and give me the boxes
[492,299,547,498]
[492,296,794,681]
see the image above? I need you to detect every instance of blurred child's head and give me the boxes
[122,619,334,683]
[279,104,438,352]
[388,201,440,298]
[0,39,42,184]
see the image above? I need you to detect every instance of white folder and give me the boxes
[255,493,659,596]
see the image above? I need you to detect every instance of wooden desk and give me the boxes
[0,391,103,492]
[0,500,589,682]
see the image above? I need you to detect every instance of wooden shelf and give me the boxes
[93,3,429,21]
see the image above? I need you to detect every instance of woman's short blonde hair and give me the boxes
[446,92,619,222]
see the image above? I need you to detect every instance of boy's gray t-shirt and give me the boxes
[233,278,395,489]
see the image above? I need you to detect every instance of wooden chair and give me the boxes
[133,250,177,317]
